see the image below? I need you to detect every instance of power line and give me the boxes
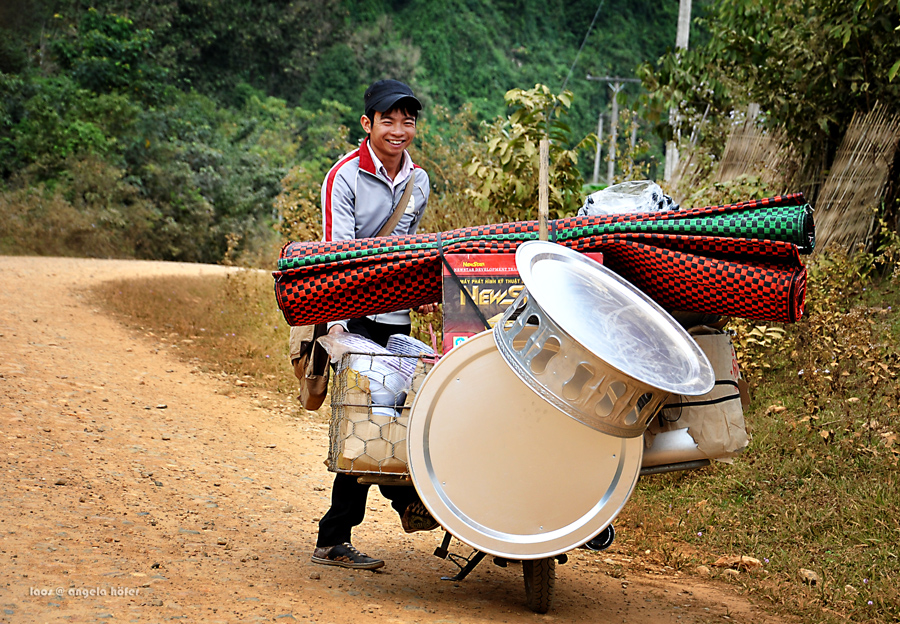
[560,0,606,94]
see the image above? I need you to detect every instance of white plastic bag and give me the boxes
[646,327,750,463]
[578,180,678,217]
[318,333,408,402]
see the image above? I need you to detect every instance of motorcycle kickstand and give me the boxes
[433,531,487,581]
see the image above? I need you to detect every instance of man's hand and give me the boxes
[328,324,346,335]
[415,303,438,315]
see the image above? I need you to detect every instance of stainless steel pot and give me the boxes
[494,242,714,437]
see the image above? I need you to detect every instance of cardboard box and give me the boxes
[442,252,603,353]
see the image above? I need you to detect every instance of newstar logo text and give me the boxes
[459,285,525,306]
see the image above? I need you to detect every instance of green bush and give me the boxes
[0,155,157,257]
[51,8,168,102]
[2,76,114,178]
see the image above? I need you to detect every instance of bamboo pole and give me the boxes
[539,137,549,242]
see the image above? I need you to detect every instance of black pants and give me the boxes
[316,317,421,548]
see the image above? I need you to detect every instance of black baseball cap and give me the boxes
[364,79,421,117]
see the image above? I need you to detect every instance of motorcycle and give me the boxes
[323,242,749,613]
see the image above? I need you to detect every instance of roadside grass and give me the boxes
[91,269,296,395]
[620,246,900,624]
[90,247,900,624]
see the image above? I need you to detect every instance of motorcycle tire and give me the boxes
[523,557,556,614]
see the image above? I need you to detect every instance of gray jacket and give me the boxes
[321,138,430,327]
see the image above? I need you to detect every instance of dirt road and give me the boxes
[0,256,792,623]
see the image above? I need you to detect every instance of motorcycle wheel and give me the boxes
[523,557,556,613]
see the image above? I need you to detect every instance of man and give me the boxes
[309,79,438,571]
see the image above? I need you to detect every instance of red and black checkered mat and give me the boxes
[600,241,806,323]
[274,194,812,326]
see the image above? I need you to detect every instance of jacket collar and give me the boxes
[359,137,414,182]
[359,137,377,176]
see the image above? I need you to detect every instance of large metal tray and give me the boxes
[407,330,643,560]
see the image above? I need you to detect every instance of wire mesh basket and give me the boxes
[327,351,436,476]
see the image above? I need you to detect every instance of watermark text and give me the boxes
[30,586,140,598]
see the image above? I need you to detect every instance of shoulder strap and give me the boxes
[375,173,416,237]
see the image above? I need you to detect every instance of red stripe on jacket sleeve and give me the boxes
[323,148,361,242]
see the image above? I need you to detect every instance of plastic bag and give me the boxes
[319,333,408,401]
[578,180,679,217]
[318,332,390,363]
[644,327,749,465]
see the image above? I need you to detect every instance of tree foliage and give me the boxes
[467,85,595,221]
[640,0,900,157]
[413,104,498,232]
[347,0,682,175]
[274,101,354,243]
[0,8,292,262]
[51,8,168,101]
[0,0,695,261]
[37,0,346,107]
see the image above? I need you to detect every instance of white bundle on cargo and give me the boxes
[578,180,678,217]
[318,332,409,403]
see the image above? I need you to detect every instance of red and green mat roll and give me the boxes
[274,194,813,326]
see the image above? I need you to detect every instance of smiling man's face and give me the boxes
[361,108,417,165]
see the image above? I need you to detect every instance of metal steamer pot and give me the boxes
[407,241,715,565]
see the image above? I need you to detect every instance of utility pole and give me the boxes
[664,0,692,181]
[587,75,640,186]
[607,82,622,185]
[631,111,638,150]
[592,114,604,185]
